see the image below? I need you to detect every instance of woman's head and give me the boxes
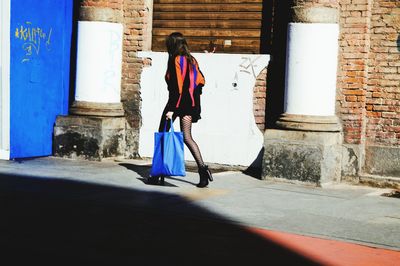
[165,32,192,60]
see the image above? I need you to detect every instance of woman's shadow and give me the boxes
[119,163,197,186]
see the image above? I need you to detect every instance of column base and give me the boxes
[70,101,125,117]
[53,115,126,161]
[262,129,343,186]
[276,113,341,132]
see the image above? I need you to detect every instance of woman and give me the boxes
[149,32,213,188]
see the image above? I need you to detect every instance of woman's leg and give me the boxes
[180,115,213,187]
[180,115,205,167]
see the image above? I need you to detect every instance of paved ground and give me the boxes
[0,157,399,265]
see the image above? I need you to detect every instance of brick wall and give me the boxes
[253,68,268,131]
[338,0,371,145]
[80,0,123,9]
[366,0,400,146]
[121,0,152,158]
[338,0,400,146]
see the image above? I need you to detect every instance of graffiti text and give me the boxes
[14,21,53,63]
[239,56,261,78]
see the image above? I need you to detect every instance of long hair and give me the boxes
[165,32,194,64]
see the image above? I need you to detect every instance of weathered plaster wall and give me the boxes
[138,52,270,167]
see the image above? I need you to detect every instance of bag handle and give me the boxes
[163,119,174,132]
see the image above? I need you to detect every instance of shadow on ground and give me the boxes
[0,173,321,265]
[119,163,195,186]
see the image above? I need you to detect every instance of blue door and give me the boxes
[10,0,73,158]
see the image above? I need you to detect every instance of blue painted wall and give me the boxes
[10,0,73,158]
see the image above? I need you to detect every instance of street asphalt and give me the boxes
[0,157,399,265]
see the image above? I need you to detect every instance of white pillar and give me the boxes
[263,4,343,186]
[70,7,124,117]
[284,23,339,116]
[75,21,123,104]
[277,7,341,132]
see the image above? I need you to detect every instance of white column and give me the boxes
[284,23,339,116]
[262,3,343,185]
[75,21,123,104]
[70,7,125,117]
[277,6,341,132]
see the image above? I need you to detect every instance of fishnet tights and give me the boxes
[179,116,205,168]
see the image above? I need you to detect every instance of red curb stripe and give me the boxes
[247,227,400,266]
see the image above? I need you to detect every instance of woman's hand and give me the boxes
[166,111,174,120]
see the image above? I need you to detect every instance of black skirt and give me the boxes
[159,85,203,132]
[174,86,202,123]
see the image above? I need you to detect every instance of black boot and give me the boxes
[197,165,213,188]
[147,176,165,185]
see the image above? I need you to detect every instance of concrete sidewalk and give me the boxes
[1,157,399,265]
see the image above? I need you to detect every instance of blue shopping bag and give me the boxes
[150,120,186,177]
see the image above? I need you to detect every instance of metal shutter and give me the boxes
[152,0,263,54]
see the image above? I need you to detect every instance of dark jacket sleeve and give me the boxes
[166,89,179,112]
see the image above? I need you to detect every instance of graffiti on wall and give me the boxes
[239,56,261,78]
[14,21,53,63]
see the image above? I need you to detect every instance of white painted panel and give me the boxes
[285,23,339,116]
[0,0,10,160]
[138,52,270,166]
[0,149,9,160]
[75,21,123,103]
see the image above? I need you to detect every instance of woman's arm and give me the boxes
[166,90,179,112]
